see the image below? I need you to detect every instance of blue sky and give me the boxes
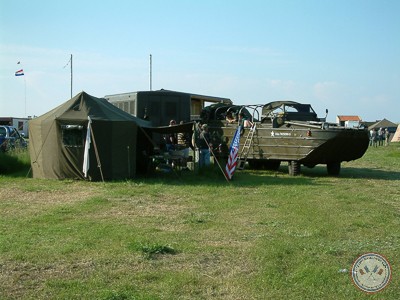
[1,0,399,122]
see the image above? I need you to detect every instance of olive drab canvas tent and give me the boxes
[29,91,152,180]
[367,118,397,131]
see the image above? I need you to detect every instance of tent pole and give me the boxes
[209,145,230,183]
[139,126,157,148]
[127,146,131,178]
[201,130,230,183]
[90,125,104,182]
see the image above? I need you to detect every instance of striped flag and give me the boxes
[15,69,24,76]
[225,125,241,180]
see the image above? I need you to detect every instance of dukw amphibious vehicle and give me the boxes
[201,101,369,176]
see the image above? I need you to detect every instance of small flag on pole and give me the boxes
[15,69,24,76]
[225,125,241,180]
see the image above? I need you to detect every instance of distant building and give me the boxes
[0,117,30,137]
[336,115,362,128]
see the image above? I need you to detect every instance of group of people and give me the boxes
[369,127,391,147]
[164,120,213,169]
[164,113,254,169]
[164,119,191,168]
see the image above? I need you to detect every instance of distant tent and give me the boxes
[391,124,400,143]
[368,118,397,131]
[29,91,152,180]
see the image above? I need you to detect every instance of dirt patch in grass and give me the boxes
[0,256,150,299]
[0,183,100,219]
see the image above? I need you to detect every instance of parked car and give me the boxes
[0,125,28,152]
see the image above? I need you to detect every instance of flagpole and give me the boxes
[70,54,73,98]
[210,146,230,183]
[24,76,27,117]
[149,54,152,91]
[16,61,26,116]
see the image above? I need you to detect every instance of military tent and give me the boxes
[367,118,397,131]
[29,91,152,180]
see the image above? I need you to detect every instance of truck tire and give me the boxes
[288,161,301,176]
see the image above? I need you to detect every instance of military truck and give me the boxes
[202,101,369,176]
[105,89,232,126]
[105,89,232,147]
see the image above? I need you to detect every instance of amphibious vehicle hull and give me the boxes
[203,101,369,176]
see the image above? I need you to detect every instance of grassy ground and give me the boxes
[0,144,399,299]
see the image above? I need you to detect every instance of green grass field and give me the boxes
[1,144,399,299]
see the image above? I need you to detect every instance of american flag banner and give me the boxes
[225,125,241,180]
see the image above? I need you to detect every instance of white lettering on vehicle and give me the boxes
[271,131,291,137]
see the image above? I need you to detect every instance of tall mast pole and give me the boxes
[149,54,152,91]
[24,76,27,117]
[70,54,73,98]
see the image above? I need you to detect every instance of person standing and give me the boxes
[165,119,177,151]
[373,129,378,147]
[378,127,384,146]
[177,121,191,169]
[369,129,375,147]
[197,124,212,168]
[385,128,391,146]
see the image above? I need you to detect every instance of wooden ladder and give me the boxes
[237,124,257,170]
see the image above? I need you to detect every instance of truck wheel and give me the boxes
[288,161,300,176]
[327,162,341,176]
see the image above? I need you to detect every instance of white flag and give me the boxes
[82,116,92,178]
